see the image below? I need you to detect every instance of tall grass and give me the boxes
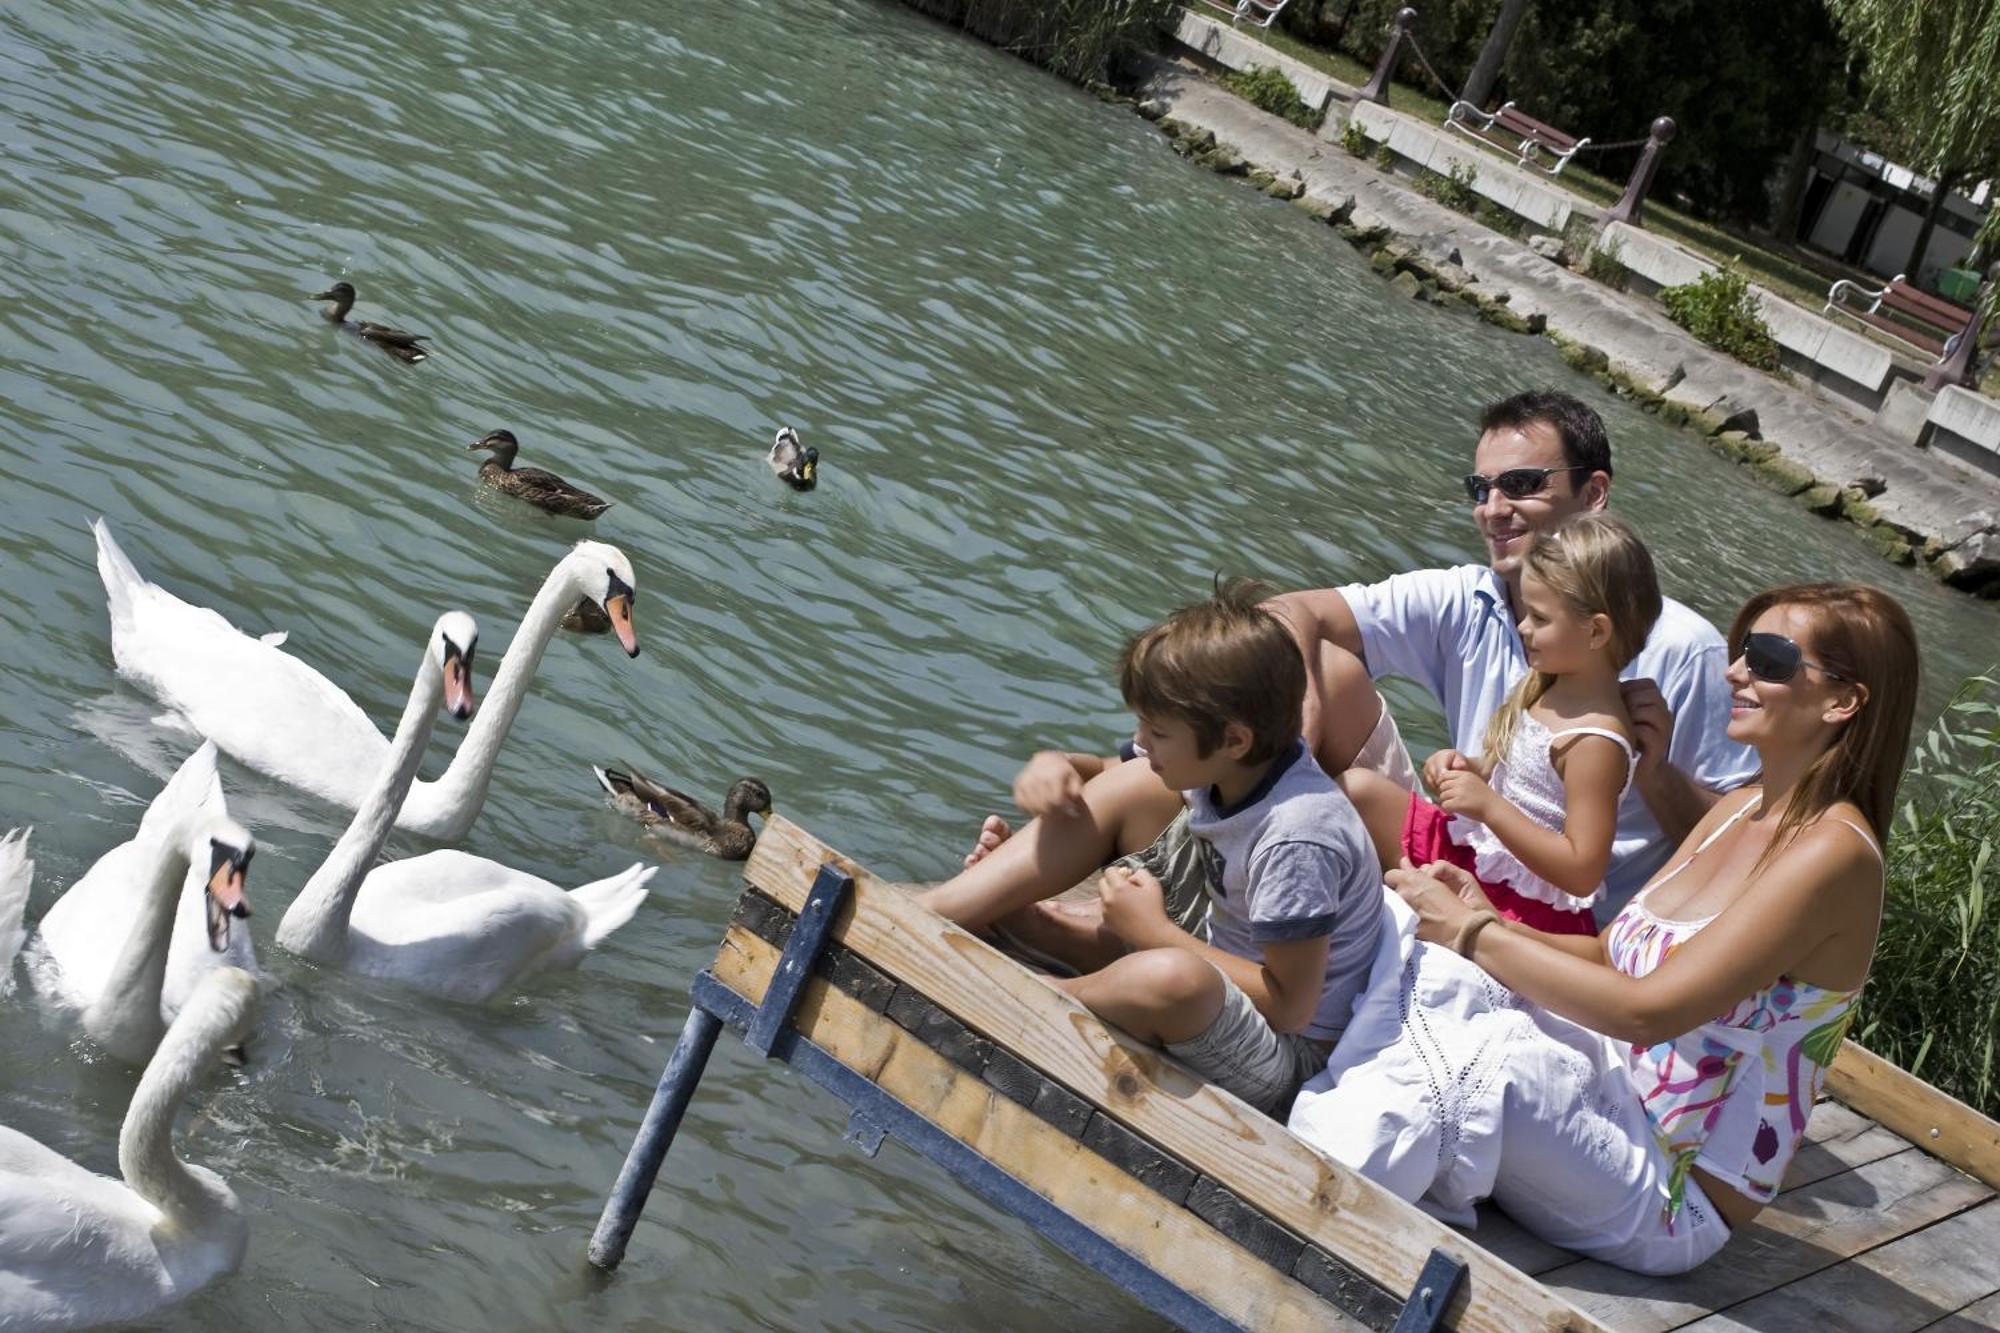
[894,0,1180,85]
[1857,671,2000,1117]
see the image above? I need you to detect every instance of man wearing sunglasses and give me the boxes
[1271,389,1756,916]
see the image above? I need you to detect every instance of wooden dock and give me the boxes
[593,815,2000,1331]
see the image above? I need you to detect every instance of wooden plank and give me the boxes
[1458,1208,1577,1277]
[742,817,1606,1333]
[1926,1290,2000,1330]
[1677,1198,2000,1333]
[1830,1040,2000,1192]
[1542,1147,1994,1332]
[1784,1100,1914,1194]
[709,925,1372,1333]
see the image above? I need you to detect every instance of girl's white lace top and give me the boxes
[1447,711,1635,912]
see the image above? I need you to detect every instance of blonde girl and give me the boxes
[1344,512,1662,933]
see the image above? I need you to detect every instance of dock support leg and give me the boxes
[586,1003,725,1271]
[1389,1247,1468,1333]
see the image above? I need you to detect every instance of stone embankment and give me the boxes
[1127,60,2000,597]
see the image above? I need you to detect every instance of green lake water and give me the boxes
[2,1,1996,1328]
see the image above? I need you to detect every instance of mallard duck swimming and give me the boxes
[767,427,818,491]
[310,281,430,363]
[470,429,612,519]
[592,764,772,861]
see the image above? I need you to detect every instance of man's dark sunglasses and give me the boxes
[1740,631,1847,684]
[1462,465,1591,505]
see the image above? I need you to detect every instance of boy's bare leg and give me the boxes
[920,759,1183,932]
[1055,948,1225,1044]
[1338,767,1408,874]
[991,898,1125,974]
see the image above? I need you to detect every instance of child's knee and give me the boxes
[1108,947,1222,1012]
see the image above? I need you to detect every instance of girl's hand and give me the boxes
[1432,768,1495,821]
[1386,859,1474,946]
[1014,751,1087,819]
[1420,748,1471,797]
[1619,678,1673,781]
[1099,865,1172,948]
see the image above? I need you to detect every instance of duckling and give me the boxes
[561,596,611,635]
[592,764,772,861]
[766,427,818,491]
[309,281,430,362]
[470,429,612,520]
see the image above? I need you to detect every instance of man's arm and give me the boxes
[1265,588,1365,766]
[1623,675,1739,844]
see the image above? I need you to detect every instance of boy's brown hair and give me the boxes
[1117,577,1305,767]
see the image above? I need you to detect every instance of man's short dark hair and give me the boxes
[1479,389,1612,478]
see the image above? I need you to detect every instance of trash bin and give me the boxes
[1937,266,1981,304]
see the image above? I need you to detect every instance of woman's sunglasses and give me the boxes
[1740,631,1847,683]
[1462,465,1590,505]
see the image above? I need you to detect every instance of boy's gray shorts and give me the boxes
[1110,808,1212,934]
[1166,971,1334,1114]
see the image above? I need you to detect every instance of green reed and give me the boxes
[894,0,1180,85]
[1857,671,2000,1117]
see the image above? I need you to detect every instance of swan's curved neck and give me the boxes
[118,988,237,1225]
[85,840,187,1062]
[416,561,578,827]
[280,648,442,961]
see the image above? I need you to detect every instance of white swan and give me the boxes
[0,966,256,1331]
[27,745,255,1066]
[0,828,33,991]
[277,611,652,1001]
[93,518,642,840]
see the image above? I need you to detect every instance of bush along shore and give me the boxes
[893,0,1181,84]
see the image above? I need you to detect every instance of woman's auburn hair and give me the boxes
[1727,583,1920,855]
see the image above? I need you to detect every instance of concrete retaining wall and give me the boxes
[1598,221,1901,407]
[1928,386,2000,481]
[1349,101,1575,232]
[1173,12,1337,111]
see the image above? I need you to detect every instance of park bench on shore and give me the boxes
[1193,0,1289,29]
[1446,100,1590,176]
[590,815,2000,1331]
[1825,273,1977,361]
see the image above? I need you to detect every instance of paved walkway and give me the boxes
[1133,60,2000,594]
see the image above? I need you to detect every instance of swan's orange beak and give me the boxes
[204,846,253,952]
[605,592,639,658]
[443,648,478,720]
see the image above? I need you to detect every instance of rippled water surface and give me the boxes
[3,1,1996,1328]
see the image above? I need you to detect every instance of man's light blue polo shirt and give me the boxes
[1340,564,1759,911]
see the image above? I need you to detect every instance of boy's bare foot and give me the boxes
[962,814,1012,867]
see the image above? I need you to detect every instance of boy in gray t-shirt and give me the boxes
[921,579,1383,1114]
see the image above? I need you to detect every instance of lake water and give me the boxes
[2,0,1995,1328]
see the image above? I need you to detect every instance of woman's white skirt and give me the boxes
[1287,893,1731,1276]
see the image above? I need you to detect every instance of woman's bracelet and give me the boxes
[1452,909,1502,958]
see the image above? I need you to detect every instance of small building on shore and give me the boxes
[1797,130,1991,297]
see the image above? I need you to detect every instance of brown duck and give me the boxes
[592,764,772,860]
[470,429,612,520]
[310,281,429,362]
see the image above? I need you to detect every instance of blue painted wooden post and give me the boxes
[1389,1248,1468,1333]
[586,1003,725,1271]
[746,865,854,1056]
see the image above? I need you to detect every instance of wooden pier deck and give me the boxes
[665,816,2000,1330]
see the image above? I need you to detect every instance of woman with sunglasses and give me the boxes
[1289,583,1918,1274]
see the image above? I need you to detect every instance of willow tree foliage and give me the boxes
[1826,0,2000,272]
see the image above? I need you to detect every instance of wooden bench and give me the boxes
[1445,100,1590,175]
[1825,273,1974,360]
[1194,0,1290,29]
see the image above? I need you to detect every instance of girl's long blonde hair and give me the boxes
[1481,513,1663,767]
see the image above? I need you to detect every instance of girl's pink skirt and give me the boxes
[1402,794,1598,937]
